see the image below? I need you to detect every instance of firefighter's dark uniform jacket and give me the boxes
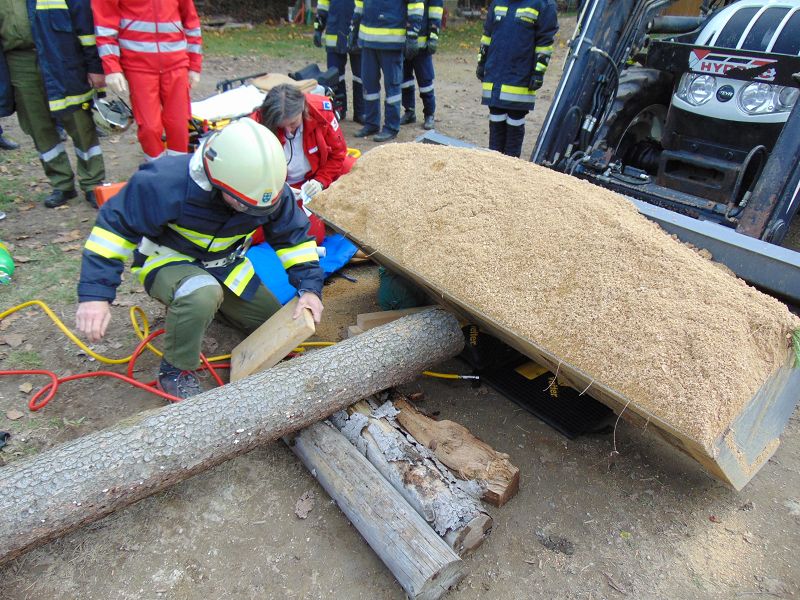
[481,0,558,111]
[316,0,356,54]
[353,0,423,50]
[78,155,324,304]
[0,0,102,116]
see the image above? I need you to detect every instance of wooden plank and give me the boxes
[346,325,364,339]
[394,398,520,507]
[229,297,315,382]
[356,306,434,331]
[289,421,466,600]
[333,400,492,556]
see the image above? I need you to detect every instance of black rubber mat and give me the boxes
[460,326,614,439]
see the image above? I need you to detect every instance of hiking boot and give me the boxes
[423,115,435,130]
[44,188,77,208]
[399,110,416,125]
[0,134,19,150]
[85,189,98,209]
[373,130,398,142]
[354,125,380,138]
[156,359,203,400]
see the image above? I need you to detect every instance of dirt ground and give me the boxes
[1,17,799,600]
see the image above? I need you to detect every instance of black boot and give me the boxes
[488,119,507,152]
[504,123,526,158]
[44,188,77,208]
[156,359,203,400]
[399,110,416,125]
[0,134,19,151]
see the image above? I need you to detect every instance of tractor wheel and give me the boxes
[595,67,674,174]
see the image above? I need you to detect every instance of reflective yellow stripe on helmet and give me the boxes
[276,241,319,269]
[84,226,137,260]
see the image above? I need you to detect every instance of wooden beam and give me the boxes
[0,309,464,565]
[394,398,520,507]
[229,297,315,382]
[332,400,492,556]
[356,307,434,331]
[289,421,466,600]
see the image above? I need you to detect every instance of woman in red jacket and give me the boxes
[254,84,356,244]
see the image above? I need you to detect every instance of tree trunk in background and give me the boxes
[0,309,464,565]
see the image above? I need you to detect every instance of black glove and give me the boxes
[348,25,360,53]
[529,71,544,91]
[404,32,419,60]
[427,32,438,55]
[313,30,323,48]
[476,62,485,81]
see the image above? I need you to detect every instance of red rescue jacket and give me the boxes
[91,0,203,74]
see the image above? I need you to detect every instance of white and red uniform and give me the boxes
[92,0,203,159]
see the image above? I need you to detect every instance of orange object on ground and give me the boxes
[94,182,127,207]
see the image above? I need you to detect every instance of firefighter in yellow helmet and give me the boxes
[76,118,324,399]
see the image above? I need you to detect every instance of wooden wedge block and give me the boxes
[356,306,434,331]
[230,297,315,382]
[394,397,520,507]
[346,325,364,339]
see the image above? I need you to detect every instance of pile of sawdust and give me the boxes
[312,144,800,447]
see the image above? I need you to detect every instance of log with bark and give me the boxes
[289,421,466,600]
[0,309,464,565]
[394,397,520,507]
[330,399,492,556]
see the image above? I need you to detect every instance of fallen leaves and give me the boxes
[18,382,33,394]
[0,334,25,347]
[6,409,24,420]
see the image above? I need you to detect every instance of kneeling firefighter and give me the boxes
[76,118,324,399]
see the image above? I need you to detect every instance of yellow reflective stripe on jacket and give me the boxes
[516,7,539,18]
[482,81,493,91]
[223,259,256,296]
[360,25,406,36]
[535,62,547,72]
[79,34,96,46]
[318,0,330,9]
[535,45,554,54]
[132,254,192,285]
[429,6,444,18]
[480,35,491,45]
[276,240,319,269]
[408,1,425,16]
[494,6,508,16]
[36,0,68,8]
[48,89,95,112]
[84,226,137,260]
[501,84,536,95]
[167,223,245,252]
[354,0,363,12]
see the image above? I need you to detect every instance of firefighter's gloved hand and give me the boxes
[528,72,544,91]
[301,179,323,200]
[313,30,323,47]
[189,71,201,88]
[347,25,360,53]
[106,72,128,95]
[427,32,438,55]
[404,32,419,60]
[476,63,485,81]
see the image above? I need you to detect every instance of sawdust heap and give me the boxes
[313,144,800,447]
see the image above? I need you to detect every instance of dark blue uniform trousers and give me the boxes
[361,47,403,134]
[327,50,364,120]
[401,51,435,117]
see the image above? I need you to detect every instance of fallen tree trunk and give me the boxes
[394,398,520,507]
[330,400,492,556]
[290,421,466,600]
[0,309,463,565]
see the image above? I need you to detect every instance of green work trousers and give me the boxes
[4,49,104,193]
[149,263,282,371]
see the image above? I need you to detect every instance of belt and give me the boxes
[138,237,250,269]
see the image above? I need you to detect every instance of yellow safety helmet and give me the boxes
[202,117,287,215]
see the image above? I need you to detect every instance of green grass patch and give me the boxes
[0,147,46,212]
[6,349,43,369]
[2,243,82,306]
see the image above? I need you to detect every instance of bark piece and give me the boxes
[331,400,492,556]
[394,398,520,507]
[290,421,466,600]
[230,297,315,382]
[0,308,464,565]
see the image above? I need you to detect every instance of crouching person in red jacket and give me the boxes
[253,84,356,245]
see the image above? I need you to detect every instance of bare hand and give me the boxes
[76,301,112,342]
[294,292,323,323]
[87,72,106,89]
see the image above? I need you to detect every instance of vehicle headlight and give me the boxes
[777,86,799,111]
[676,73,716,106]
[739,82,773,113]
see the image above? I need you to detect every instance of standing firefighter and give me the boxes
[0,0,106,208]
[314,0,365,123]
[399,0,443,131]
[91,0,203,161]
[75,119,324,399]
[476,0,558,158]
[349,0,423,142]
